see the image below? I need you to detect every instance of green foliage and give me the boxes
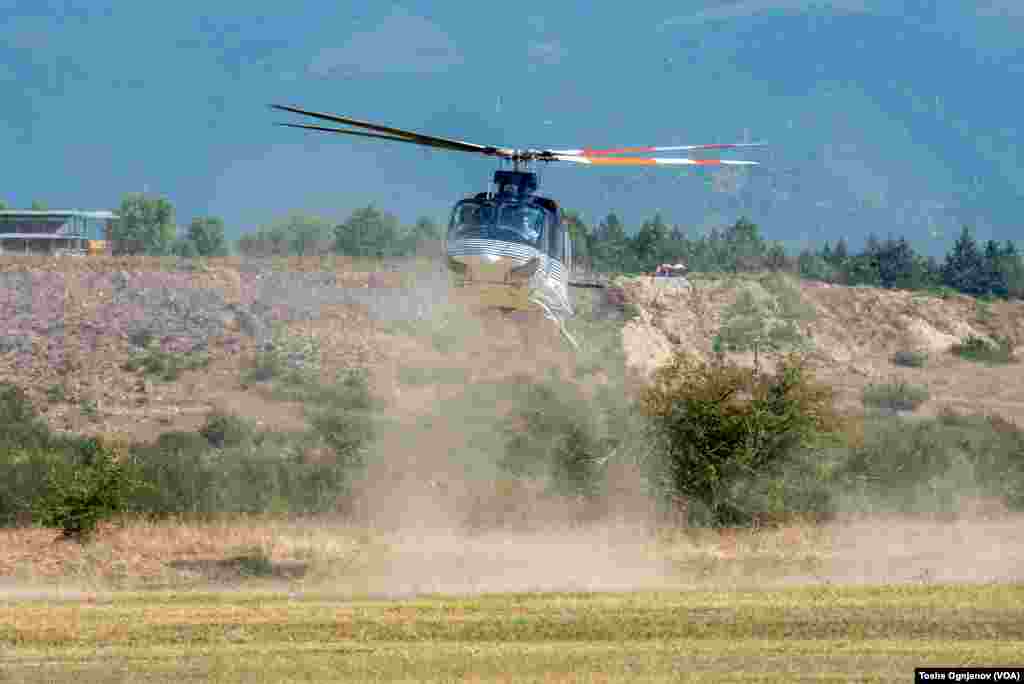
[714,279,812,369]
[943,225,986,296]
[926,286,959,300]
[235,209,441,259]
[501,374,613,500]
[834,412,1024,513]
[170,237,199,258]
[111,192,176,256]
[237,212,332,258]
[79,396,100,422]
[0,371,373,524]
[639,353,840,525]
[862,380,930,412]
[200,411,256,449]
[333,205,401,257]
[0,383,53,453]
[121,341,210,381]
[950,335,1016,365]
[891,350,928,368]
[31,437,146,541]
[186,216,228,257]
[230,546,275,577]
[45,383,67,403]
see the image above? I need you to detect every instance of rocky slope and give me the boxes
[616,273,1024,420]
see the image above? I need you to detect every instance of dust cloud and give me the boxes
[332,266,1024,594]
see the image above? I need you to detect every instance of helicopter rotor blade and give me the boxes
[551,155,760,166]
[271,104,509,158]
[275,122,478,152]
[550,142,767,156]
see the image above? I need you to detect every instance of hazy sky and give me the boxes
[3,1,1021,252]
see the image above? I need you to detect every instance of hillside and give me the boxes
[4,256,1024,443]
[617,273,1024,421]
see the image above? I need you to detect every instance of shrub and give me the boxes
[639,352,841,526]
[862,380,930,412]
[891,350,928,368]
[199,411,255,449]
[121,343,209,382]
[31,437,146,541]
[832,412,1024,514]
[951,335,1016,364]
[0,382,53,452]
[714,287,811,371]
[501,375,611,501]
[46,383,67,403]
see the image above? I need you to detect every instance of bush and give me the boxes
[831,412,1024,514]
[31,437,146,541]
[639,352,841,526]
[951,335,1016,364]
[0,382,53,452]
[862,380,930,412]
[891,350,928,368]
[199,411,255,449]
[501,374,613,501]
[121,342,210,381]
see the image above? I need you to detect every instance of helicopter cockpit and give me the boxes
[447,198,551,252]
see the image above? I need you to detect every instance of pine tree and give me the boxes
[833,237,849,264]
[943,225,986,295]
[878,236,914,289]
[978,239,1009,297]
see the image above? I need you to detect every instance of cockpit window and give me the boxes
[449,203,495,239]
[498,204,544,245]
[448,200,548,250]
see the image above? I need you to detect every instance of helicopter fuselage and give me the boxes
[444,172,572,315]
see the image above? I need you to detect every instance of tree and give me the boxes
[596,211,625,243]
[725,217,765,257]
[983,239,1008,297]
[186,216,228,257]
[998,241,1024,299]
[334,205,400,257]
[280,213,331,256]
[640,352,839,525]
[562,210,591,272]
[943,225,986,295]
[633,213,669,268]
[714,286,810,374]
[832,237,849,265]
[593,211,628,272]
[402,216,443,256]
[111,193,176,256]
[30,199,47,211]
[877,236,915,289]
[0,199,8,210]
[170,237,199,258]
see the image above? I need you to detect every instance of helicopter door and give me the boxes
[546,213,564,264]
[564,226,572,271]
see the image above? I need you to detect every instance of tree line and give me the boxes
[81,193,444,260]
[12,192,1022,299]
[797,226,1024,299]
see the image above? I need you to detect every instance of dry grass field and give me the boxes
[2,516,1023,683]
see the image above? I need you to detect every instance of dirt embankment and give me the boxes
[616,274,1024,421]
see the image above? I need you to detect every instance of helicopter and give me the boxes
[271,104,764,348]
